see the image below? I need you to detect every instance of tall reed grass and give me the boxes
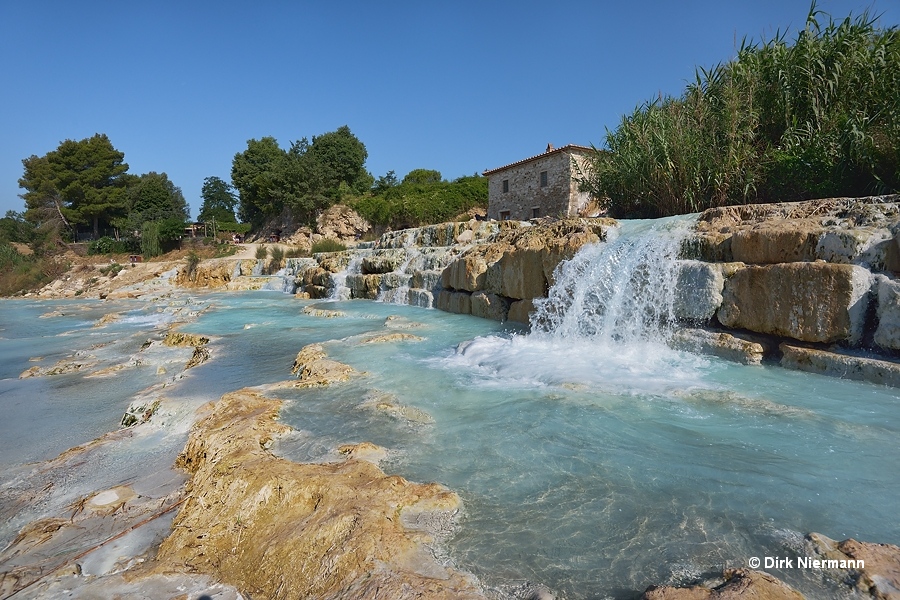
[583,5,900,217]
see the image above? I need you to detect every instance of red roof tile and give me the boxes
[483,144,595,176]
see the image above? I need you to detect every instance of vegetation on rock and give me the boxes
[350,173,487,229]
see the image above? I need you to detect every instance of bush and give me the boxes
[311,239,347,253]
[99,262,124,277]
[583,6,900,218]
[350,175,488,229]
[255,244,268,259]
[185,251,201,280]
[0,241,68,296]
[267,246,285,274]
[88,236,131,255]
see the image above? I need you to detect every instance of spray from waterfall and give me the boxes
[446,215,709,394]
[531,215,695,344]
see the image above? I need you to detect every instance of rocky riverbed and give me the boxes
[5,196,900,599]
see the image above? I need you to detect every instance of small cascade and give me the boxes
[328,254,365,301]
[250,259,265,277]
[531,215,695,343]
[377,230,420,305]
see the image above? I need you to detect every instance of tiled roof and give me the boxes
[482,144,595,176]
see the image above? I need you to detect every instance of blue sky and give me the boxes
[2,1,897,219]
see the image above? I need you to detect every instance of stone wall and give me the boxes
[486,147,593,221]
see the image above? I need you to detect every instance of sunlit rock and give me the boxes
[154,389,485,599]
[780,343,900,387]
[806,532,900,599]
[718,263,872,345]
[642,568,804,599]
[359,332,425,344]
[730,219,824,264]
[874,276,900,351]
[670,328,767,365]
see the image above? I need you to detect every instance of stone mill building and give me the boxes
[483,143,595,221]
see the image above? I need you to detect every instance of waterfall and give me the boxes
[531,215,695,344]
[328,254,365,301]
[377,230,419,305]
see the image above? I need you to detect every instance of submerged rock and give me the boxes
[780,343,900,387]
[154,389,485,599]
[670,328,767,365]
[642,568,804,599]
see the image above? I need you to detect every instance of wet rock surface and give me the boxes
[642,568,805,599]
[153,388,486,599]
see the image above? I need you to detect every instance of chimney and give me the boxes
[546,143,555,152]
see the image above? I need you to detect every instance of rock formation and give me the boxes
[152,388,486,599]
[642,569,805,599]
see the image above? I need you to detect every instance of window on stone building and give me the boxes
[532,207,540,219]
[499,210,511,220]
[540,171,548,187]
[502,179,509,193]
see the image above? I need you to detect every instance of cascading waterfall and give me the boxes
[451,215,705,394]
[328,254,365,301]
[531,214,695,343]
[377,230,420,304]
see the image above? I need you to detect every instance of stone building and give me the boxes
[484,144,595,221]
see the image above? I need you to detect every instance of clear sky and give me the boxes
[2,1,897,219]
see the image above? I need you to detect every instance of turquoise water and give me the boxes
[2,270,899,598]
[179,293,899,598]
[0,297,201,466]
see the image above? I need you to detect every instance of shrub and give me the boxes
[0,241,68,296]
[582,6,900,218]
[255,244,268,260]
[99,262,124,277]
[350,175,488,229]
[267,245,285,274]
[185,251,201,280]
[311,239,346,253]
[88,236,130,255]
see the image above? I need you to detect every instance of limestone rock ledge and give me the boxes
[642,569,804,599]
[780,344,900,387]
[806,532,900,599]
[152,389,486,599]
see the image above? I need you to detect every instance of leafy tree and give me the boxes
[231,126,373,226]
[19,134,129,238]
[373,170,399,193]
[231,137,285,225]
[402,169,442,185]
[0,211,36,244]
[127,172,188,223]
[303,125,372,196]
[352,174,488,229]
[198,176,238,223]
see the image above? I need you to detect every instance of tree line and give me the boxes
[11,125,488,260]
